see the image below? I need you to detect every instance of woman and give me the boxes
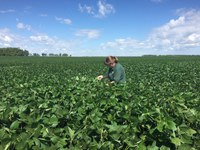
[97,56,126,83]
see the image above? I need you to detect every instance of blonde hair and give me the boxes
[104,56,118,65]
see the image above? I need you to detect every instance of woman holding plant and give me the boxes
[97,56,126,84]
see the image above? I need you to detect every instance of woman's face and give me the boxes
[107,60,116,68]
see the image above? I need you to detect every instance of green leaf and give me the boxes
[68,127,75,141]
[138,142,146,150]
[19,132,30,141]
[51,136,60,144]
[33,137,41,146]
[0,129,6,139]
[147,141,159,150]
[177,144,192,150]
[57,137,67,147]
[124,138,135,147]
[147,145,159,150]
[157,121,165,132]
[166,120,176,131]
[16,141,27,150]
[181,134,192,144]
[186,128,196,136]
[105,122,127,133]
[4,142,11,150]
[101,141,114,150]
[171,137,182,146]
[10,120,20,130]
[160,146,170,150]
[49,115,58,127]
[110,133,121,140]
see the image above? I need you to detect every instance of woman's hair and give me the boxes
[104,56,118,65]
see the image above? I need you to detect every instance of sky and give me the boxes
[0,0,200,56]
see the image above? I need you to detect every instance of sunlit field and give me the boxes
[0,56,200,149]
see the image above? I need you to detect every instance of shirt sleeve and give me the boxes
[113,67,122,82]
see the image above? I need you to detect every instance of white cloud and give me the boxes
[79,0,115,18]
[0,28,29,50]
[40,14,48,17]
[0,27,77,55]
[0,35,13,43]
[100,38,153,56]
[188,33,200,42]
[168,16,185,27]
[75,29,100,39]
[55,17,72,25]
[101,38,147,50]
[1,9,200,56]
[3,43,11,47]
[97,0,115,17]
[149,9,200,51]
[17,22,32,31]
[78,4,95,15]
[0,9,15,14]
[100,9,200,56]
[0,28,13,43]
[30,35,54,44]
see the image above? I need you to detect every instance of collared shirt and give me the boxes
[105,63,126,83]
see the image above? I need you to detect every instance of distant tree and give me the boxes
[49,53,61,57]
[49,53,54,56]
[42,53,47,56]
[0,47,29,56]
[33,53,40,56]
[62,53,68,57]
[23,50,29,56]
[142,55,157,57]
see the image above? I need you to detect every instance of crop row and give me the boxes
[0,57,200,149]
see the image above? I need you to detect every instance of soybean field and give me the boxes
[0,56,200,150]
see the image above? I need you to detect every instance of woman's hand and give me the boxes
[96,75,104,80]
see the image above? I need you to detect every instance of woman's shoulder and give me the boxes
[116,63,123,68]
[114,63,124,70]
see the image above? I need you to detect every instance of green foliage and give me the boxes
[0,47,29,56]
[0,56,200,149]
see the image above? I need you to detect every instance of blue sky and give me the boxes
[0,0,200,56]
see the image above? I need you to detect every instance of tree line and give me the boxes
[31,53,70,57]
[0,47,29,56]
[0,47,71,57]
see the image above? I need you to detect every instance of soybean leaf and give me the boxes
[10,120,20,130]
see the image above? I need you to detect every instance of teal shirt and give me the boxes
[105,63,126,83]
